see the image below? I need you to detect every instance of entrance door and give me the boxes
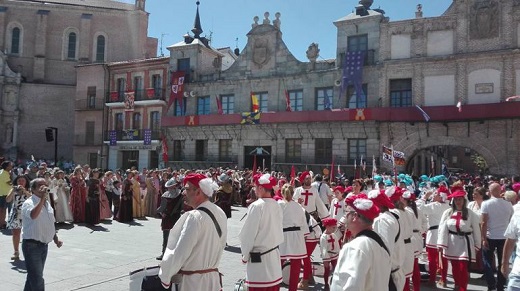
[244,146,271,171]
[122,150,139,170]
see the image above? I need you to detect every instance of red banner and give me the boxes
[216,95,223,114]
[110,91,119,101]
[168,71,185,110]
[185,115,199,126]
[146,88,155,99]
[285,90,292,112]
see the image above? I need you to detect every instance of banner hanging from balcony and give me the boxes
[340,50,365,104]
[123,129,139,140]
[143,129,152,145]
[185,115,199,126]
[109,130,117,146]
[146,88,155,99]
[241,112,260,125]
[110,92,119,102]
[124,92,135,112]
[168,71,185,111]
[382,145,405,166]
[251,92,259,112]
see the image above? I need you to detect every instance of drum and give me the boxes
[129,265,181,291]
[281,260,291,285]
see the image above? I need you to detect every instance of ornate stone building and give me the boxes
[158,0,520,176]
[0,0,156,163]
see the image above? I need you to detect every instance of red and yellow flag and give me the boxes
[251,92,259,112]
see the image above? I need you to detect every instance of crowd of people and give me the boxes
[3,154,520,291]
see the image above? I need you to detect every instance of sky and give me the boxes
[125,0,454,61]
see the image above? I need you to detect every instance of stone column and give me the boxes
[33,10,49,81]
[79,14,92,62]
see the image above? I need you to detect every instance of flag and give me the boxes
[456,101,462,112]
[442,159,450,177]
[372,155,377,177]
[161,134,169,163]
[340,50,365,102]
[285,90,292,112]
[143,129,152,145]
[337,164,341,176]
[506,96,520,102]
[382,145,405,166]
[290,165,295,186]
[168,71,185,110]
[185,115,199,126]
[241,112,261,124]
[251,92,259,112]
[216,95,223,114]
[415,105,430,122]
[109,130,117,146]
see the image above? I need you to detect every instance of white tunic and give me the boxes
[406,206,426,257]
[419,201,451,248]
[239,198,284,288]
[293,186,329,219]
[437,209,481,262]
[320,232,340,262]
[392,208,414,278]
[159,201,227,291]
[331,234,392,291]
[305,211,322,243]
[329,197,346,221]
[278,200,308,260]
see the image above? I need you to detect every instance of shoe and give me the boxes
[297,279,309,290]
[155,255,163,260]
[437,279,447,288]
[11,251,19,260]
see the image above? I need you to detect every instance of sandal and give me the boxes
[11,251,19,260]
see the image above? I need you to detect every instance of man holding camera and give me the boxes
[21,178,63,291]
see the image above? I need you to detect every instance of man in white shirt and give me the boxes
[501,213,520,290]
[311,174,333,209]
[21,178,63,291]
[481,182,514,291]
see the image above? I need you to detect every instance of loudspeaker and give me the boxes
[45,128,54,142]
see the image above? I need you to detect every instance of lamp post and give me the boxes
[46,127,58,166]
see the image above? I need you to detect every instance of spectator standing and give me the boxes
[0,161,13,228]
[6,175,31,260]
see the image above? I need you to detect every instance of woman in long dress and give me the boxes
[6,175,31,260]
[99,172,112,220]
[69,166,87,223]
[132,170,144,218]
[85,169,101,225]
[145,171,158,217]
[51,170,73,223]
[117,171,134,223]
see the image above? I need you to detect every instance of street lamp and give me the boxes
[45,127,58,166]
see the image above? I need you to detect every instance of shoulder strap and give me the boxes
[357,229,390,256]
[318,182,323,193]
[198,207,222,238]
[389,212,401,243]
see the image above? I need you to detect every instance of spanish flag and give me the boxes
[251,92,259,112]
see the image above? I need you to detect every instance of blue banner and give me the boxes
[143,129,152,145]
[109,130,117,146]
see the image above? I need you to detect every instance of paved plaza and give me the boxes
[0,205,489,290]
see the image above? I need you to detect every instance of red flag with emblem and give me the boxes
[285,90,292,112]
[168,71,185,110]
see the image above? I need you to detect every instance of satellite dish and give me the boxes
[334,79,342,87]
[183,91,189,98]
[189,91,197,97]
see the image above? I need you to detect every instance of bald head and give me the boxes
[489,182,501,198]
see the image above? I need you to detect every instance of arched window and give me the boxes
[67,32,77,59]
[11,27,20,54]
[96,35,105,62]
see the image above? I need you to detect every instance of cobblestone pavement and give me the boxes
[0,205,489,290]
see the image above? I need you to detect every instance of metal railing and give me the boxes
[104,129,161,141]
[74,98,104,110]
[73,134,104,146]
[106,88,166,103]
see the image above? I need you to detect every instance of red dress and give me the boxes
[70,176,86,223]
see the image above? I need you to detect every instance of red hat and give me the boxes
[345,194,380,221]
[512,183,520,193]
[344,186,353,193]
[183,173,206,188]
[183,173,217,197]
[253,173,277,190]
[367,189,394,209]
[322,217,338,227]
[450,185,464,193]
[447,189,466,199]
[385,186,404,202]
[299,171,311,182]
[333,186,345,193]
[438,185,450,195]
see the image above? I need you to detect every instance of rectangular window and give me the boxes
[173,140,183,161]
[115,113,124,130]
[178,58,190,82]
[348,139,367,164]
[85,121,95,145]
[117,78,126,101]
[174,97,187,116]
[150,111,160,131]
[347,84,368,108]
[88,153,98,169]
[253,92,268,112]
[221,94,234,114]
[315,138,333,164]
[132,113,141,129]
[67,32,77,59]
[316,87,333,110]
[348,34,368,52]
[197,96,210,115]
[87,86,96,109]
[134,76,143,100]
[195,140,207,161]
[152,74,162,97]
[219,139,233,161]
[289,90,303,112]
[285,139,302,163]
[390,79,412,107]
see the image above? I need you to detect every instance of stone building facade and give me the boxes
[0,0,156,163]
[159,0,520,176]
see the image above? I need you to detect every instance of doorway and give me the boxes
[244,146,271,171]
[122,150,139,170]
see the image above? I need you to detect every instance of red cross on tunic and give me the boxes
[450,211,463,232]
[301,189,313,206]
[333,202,342,215]
[327,235,335,251]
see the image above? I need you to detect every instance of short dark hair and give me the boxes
[1,161,11,170]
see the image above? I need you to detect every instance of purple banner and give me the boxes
[143,129,152,145]
[109,130,117,146]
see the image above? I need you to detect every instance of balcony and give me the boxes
[75,98,104,110]
[73,134,104,146]
[106,88,166,103]
[104,129,161,141]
